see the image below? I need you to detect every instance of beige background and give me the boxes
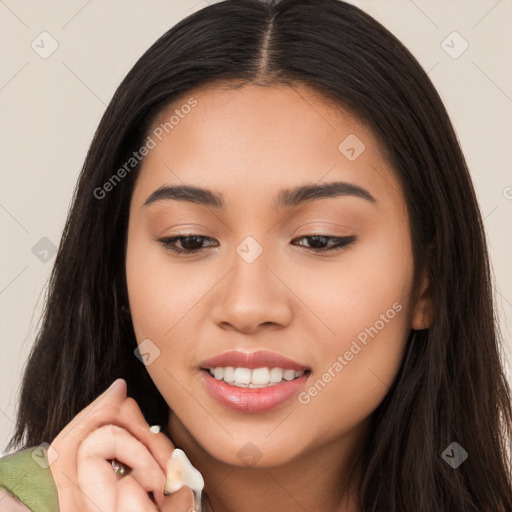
[1,0,511,454]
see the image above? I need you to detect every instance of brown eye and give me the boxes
[158,235,218,254]
[292,235,356,253]
[156,234,356,256]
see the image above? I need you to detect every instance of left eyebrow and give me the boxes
[142,181,376,209]
[275,181,376,208]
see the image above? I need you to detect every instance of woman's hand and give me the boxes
[48,378,196,512]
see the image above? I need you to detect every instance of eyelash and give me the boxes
[156,234,356,255]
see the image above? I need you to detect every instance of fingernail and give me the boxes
[149,425,161,433]
[108,378,124,391]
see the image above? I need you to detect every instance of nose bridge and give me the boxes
[232,234,272,290]
[210,233,293,332]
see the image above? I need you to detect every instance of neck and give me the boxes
[166,414,369,512]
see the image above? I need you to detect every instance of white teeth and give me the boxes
[283,369,296,381]
[233,367,252,384]
[207,366,306,387]
[223,366,235,383]
[269,367,284,383]
[251,367,270,385]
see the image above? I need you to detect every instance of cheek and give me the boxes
[125,231,212,395]
[126,228,210,340]
[125,232,212,413]
[293,221,414,430]
[294,307,410,446]
[290,215,413,339]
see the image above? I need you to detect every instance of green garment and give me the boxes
[0,446,59,512]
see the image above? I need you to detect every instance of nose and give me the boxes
[210,248,294,335]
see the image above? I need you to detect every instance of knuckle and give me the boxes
[107,423,122,436]
[123,396,140,409]
[104,423,128,445]
[119,408,149,434]
[75,405,122,431]
[90,403,123,420]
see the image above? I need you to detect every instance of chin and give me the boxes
[192,428,307,468]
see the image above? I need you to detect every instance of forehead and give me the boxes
[132,83,403,210]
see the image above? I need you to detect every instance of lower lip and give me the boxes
[200,369,310,413]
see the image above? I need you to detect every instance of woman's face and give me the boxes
[125,83,430,467]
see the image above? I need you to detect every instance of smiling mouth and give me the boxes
[201,366,311,388]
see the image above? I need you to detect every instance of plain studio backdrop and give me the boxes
[0,0,511,453]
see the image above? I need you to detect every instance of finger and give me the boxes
[119,398,175,509]
[160,485,196,512]
[56,379,127,440]
[77,424,166,500]
[51,406,131,500]
[117,475,159,512]
[120,398,175,471]
[49,379,127,511]
[52,386,164,485]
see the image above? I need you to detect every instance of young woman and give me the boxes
[1,0,511,510]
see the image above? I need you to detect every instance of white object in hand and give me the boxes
[164,448,205,512]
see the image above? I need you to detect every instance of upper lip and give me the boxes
[199,350,310,371]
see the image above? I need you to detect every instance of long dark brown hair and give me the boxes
[7,0,512,510]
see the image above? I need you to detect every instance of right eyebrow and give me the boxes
[143,185,224,209]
